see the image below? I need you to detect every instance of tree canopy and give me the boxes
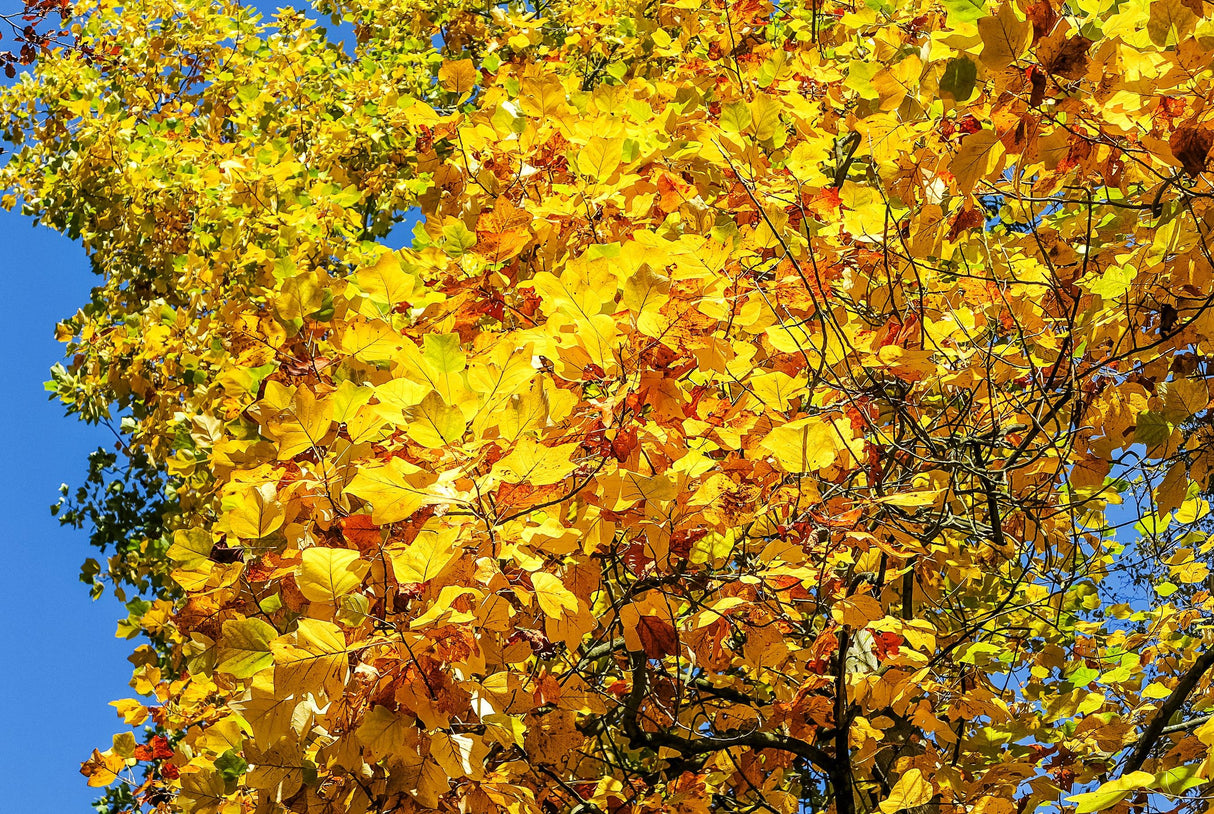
[7,0,1214,813]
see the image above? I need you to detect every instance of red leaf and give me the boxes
[947,207,985,241]
[611,428,637,462]
[872,631,903,661]
[150,735,173,759]
[341,513,382,553]
[637,614,679,659]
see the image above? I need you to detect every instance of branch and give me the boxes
[620,652,836,776]
[1122,648,1214,774]
[830,628,856,814]
[832,132,861,188]
[1159,713,1214,737]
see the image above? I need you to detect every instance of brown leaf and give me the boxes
[1039,33,1091,79]
[1029,66,1047,106]
[978,4,1032,69]
[1025,0,1058,42]
[1148,0,1198,46]
[1170,127,1213,175]
[637,614,679,659]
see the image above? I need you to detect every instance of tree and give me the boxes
[6,0,1214,812]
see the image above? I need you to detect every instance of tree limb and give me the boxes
[1122,648,1214,773]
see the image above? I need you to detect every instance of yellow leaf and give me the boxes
[274,270,325,321]
[439,58,478,96]
[832,594,884,628]
[297,547,368,603]
[840,181,888,239]
[720,101,751,133]
[1194,716,1214,746]
[355,251,415,313]
[167,528,213,562]
[876,489,943,508]
[411,585,481,628]
[576,136,623,181]
[111,698,149,726]
[170,559,216,593]
[406,391,467,448]
[531,572,580,618]
[178,767,226,809]
[880,768,933,814]
[226,483,286,540]
[872,56,922,112]
[357,705,415,758]
[621,263,671,337]
[341,319,402,363]
[271,617,348,697]
[1176,496,1209,524]
[390,523,460,584]
[518,74,567,118]
[244,738,305,799]
[761,416,850,473]
[394,333,470,409]
[431,732,488,781]
[82,749,124,787]
[263,382,332,459]
[748,93,782,141]
[950,129,1005,195]
[233,674,300,750]
[491,439,579,486]
[1066,771,1156,814]
[345,458,437,524]
[483,713,527,748]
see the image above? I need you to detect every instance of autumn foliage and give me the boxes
[7,0,1214,812]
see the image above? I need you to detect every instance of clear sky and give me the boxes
[0,206,136,812]
[0,6,143,813]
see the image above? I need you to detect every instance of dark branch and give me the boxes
[1122,648,1214,774]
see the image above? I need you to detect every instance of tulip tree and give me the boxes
[6,0,1214,812]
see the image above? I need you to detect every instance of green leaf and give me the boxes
[1085,265,1136,299]
[845,61,882,100]
[1155,581,1179,597]
[1134,411,1172,448]
[1156,765,1206,795]
[1065,663,1100,688]
[215,749,249,785]
[941,0,988,23]
[939,58,977,102]
[1066,771,1155,814]
[216,618,277,678]
[442,219,477,257]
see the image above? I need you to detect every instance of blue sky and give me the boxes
[0,0,143,807]
[0,206,135,811]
